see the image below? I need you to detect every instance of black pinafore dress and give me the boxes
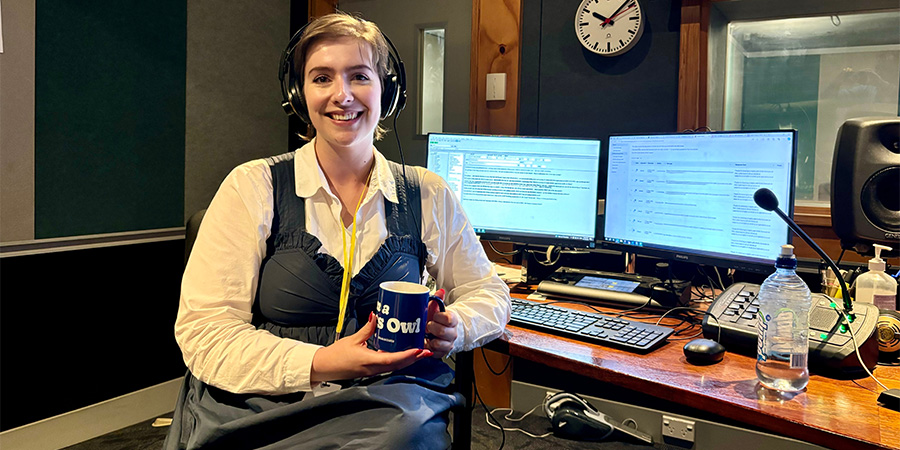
[164,153,460,450]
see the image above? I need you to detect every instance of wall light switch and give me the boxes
[486,73,506,101]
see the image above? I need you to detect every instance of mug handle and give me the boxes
[424,295,446,340]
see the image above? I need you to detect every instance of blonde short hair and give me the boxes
[292,12,392,141]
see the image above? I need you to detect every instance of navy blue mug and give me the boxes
[374,281,445,352]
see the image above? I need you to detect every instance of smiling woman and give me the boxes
[163,11,511,450]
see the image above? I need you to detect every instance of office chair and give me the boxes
[182,209,474,449]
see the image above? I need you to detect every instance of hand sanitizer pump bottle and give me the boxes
[756,245,812,392]
[855,244,897,310]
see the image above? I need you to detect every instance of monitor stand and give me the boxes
[535,267,691,310]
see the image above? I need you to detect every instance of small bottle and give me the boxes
[756,244,812,392]
[855,244,897,310]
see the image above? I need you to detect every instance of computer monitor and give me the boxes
[602,130,798,274]
[426,132,602,248]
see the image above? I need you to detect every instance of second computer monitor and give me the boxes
[602,130,798,273]
[426,133,602,248]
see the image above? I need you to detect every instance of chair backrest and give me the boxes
[184,209,207,267]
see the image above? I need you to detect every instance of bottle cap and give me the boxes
[775,244,797,269]
[779,244,794,257]
[869,244,892,272]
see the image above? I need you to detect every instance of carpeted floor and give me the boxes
[61,404,658,450]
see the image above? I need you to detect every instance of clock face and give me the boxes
[575,0,644,56]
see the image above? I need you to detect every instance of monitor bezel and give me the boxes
[599,129,799,274]
[426,132,602,249]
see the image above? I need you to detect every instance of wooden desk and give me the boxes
[488,290,900,450]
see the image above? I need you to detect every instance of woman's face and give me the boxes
[303,36,382,152]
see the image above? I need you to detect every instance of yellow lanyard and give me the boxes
[336,169,373,334]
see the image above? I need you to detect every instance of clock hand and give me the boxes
[602,0,632,26]
[603,4,636,27]
[592,11,611,22]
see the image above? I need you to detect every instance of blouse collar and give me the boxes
[293,138,399,204]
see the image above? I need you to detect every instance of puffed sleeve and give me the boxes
[418,168,512,353]
[174,159,321,394]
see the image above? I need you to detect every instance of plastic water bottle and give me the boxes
[756,244,811,392]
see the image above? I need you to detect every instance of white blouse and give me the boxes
[174,139,511,395]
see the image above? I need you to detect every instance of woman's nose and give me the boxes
[332,77,354,104]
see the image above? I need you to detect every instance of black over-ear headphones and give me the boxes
[542,392,653,443]
[543,392,614,441]
[278,20,407,125]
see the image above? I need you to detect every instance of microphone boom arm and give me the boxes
[770,204,854,314]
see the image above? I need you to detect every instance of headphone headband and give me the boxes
[279,19,407,124]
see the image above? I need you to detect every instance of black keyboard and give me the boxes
[509,298,674,352]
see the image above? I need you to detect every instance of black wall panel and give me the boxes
[0,241,186,431]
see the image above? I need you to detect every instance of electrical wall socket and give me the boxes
[662,414,695,442]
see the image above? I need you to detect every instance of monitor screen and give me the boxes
[426,133,601,248]
[602,130,798,273]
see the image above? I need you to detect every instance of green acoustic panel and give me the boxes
[740,55,820,201]
[35,0,186,238]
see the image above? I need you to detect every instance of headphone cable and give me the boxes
[472,374,506,450]
[392,114,422,239]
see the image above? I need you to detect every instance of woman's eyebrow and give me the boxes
[345,64,375,73]
[307,64,374,77]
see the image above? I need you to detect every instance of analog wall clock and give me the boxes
[575,0,645,56]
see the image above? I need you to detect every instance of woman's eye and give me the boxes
[353,73,371,81]
[312,75,329,83]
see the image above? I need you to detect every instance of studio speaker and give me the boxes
[831,116,900,256]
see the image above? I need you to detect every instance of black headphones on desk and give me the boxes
[278,19,407,124]
[543,391,654,443]
[543,392,615,441]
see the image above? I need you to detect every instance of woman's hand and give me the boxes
[310,313,432,383]
[425,299,458,358]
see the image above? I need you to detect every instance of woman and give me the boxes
[164,12,511,450]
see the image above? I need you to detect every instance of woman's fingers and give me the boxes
[426,311,458,340]
[425,310,458,358]
[311,316,433,383]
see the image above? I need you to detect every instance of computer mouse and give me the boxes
[683,338,725,365]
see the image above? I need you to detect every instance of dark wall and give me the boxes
[0,0,298,432]
[519,0,681,243]
[34,0,186,239]
[520,0,682,197]
[0,240,186,431]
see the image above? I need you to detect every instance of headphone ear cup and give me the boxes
[291,77,310,125]
[381,74,399,120]
[544,392,597,418]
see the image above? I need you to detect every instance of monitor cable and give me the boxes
[481,347,512,376]
[488,241,521,256]
[655,306,722,343]
[525,245,563,266]
[713,267,726,292]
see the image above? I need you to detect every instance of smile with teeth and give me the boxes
[329,111,360,121]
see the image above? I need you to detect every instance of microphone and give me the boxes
[753,188,854,314]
